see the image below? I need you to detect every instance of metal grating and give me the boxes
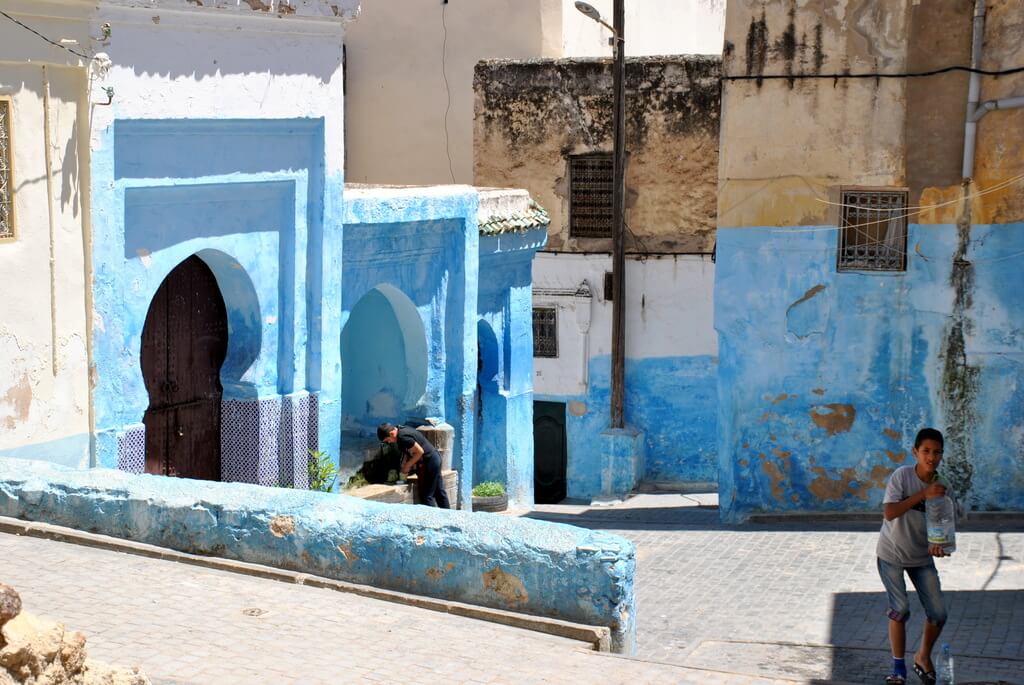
[569,154,613,238]
[838,190,908,272]
[0,99,12,240]
[533,307,558,358]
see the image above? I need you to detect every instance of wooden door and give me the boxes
[141,256,228,481]
[533,401,567,504]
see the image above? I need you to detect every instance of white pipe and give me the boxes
[971,95,1024,122]
[42,65,59,375]
[962,0,986,180]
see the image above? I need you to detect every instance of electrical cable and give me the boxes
[723,63,1024,82]
[0,10,89,61]
[440,3,456,184]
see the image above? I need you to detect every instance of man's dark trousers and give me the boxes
[419,452,450,508]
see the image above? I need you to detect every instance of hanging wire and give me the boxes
[440,3,456,184]
[774,172,1024,236]
[0,10,90,61]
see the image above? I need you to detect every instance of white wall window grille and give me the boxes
[837,190,908,272]
[533,306,558,358]
[0,98,13,241]
[569,154,613,238]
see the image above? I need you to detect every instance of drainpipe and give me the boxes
[962,0,1024,180]
[42,66,59,375]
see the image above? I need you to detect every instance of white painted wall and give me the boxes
[560,0,726,57]
[345,0,724,186]
[92,4,348,172]
[0,2,93,464]
[532,252,716,397]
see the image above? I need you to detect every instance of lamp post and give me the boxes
[575,1,626,429]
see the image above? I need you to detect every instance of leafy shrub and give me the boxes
[307,449,339,492]
[472,481,506,497]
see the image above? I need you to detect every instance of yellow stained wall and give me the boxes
[719,0,1024,229]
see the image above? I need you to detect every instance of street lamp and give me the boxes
[575,0,626,429]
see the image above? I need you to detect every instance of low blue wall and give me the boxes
[0,458,636,652]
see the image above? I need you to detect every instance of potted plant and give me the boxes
[471,481,508,512]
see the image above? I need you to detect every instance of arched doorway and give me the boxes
[141,255,228,480]
[341,285,427,430]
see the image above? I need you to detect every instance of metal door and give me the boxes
[533,401,567,504]
[141,256,228,481]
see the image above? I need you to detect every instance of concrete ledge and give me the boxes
[0,459,635,652]
[0,516,610,651]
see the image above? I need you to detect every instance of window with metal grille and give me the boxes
[0,98,13,241]
[837,190,908,272]
[533,307,558,358]
[569,154,613,238]
[603,271,614,302]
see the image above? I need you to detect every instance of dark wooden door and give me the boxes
[141,256,228,481]
[533,401,567,504]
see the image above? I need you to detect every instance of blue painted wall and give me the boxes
[342,190,479,507]
[476,229,547,507]
[715,223,1024,522]
[89,118,343,470]
[541,354,718,500]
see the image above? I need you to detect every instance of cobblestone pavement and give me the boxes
[528,494,1024,685]
[1,530,810,685]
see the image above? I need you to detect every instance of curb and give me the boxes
[0,515,611,652]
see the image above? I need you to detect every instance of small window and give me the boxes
[533,307,557,358]
[837,190,908,272]
[603,271,614,301]
[569,154,613,238]
[0,97,13,241]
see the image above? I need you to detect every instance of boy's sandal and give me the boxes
[885,675,906,685]
[913,662,937,685]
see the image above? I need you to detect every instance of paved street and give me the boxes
[1,495,1022,684]
[529,494,1024,684]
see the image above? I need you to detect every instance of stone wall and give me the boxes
[474,56,720,253]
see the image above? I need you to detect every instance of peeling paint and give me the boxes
[883,428,900,441]
[809,403,856,436]
[269,515,295,537]
[808,464,891,502]
[482,566,529,607]
[1,376,33,431]
[337,542,358,563]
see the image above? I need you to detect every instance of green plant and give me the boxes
[306,449,339,492]
[472,481,506,498]
[344,469,369,491]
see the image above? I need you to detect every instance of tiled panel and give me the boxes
[116,424,146,474]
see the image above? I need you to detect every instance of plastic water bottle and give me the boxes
[937,643,955,685]
[926,493,956,554]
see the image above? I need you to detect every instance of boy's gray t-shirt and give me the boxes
[877,465,936,567]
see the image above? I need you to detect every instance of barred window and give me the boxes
[837,190,908,272]
[569,154,613,238]
[533,307,557,358]
[0,98,13,241]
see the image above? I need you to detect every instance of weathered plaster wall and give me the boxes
[560,0,725,58]
[0,4,93,467]
[533,253,718,495]
[86,4,349,470]
[344,0,552,185]
[345,0,722,186]
[716,0,1024,519]
[0,458,637,653]
[475,56,720,254]
[718,0,911,228]
[342,186,479,509]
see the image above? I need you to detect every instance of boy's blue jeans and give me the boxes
[877,557,948,626]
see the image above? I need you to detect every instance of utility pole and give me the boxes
[609,0,626,429]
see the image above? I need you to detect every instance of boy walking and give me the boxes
[877,427,951,685]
